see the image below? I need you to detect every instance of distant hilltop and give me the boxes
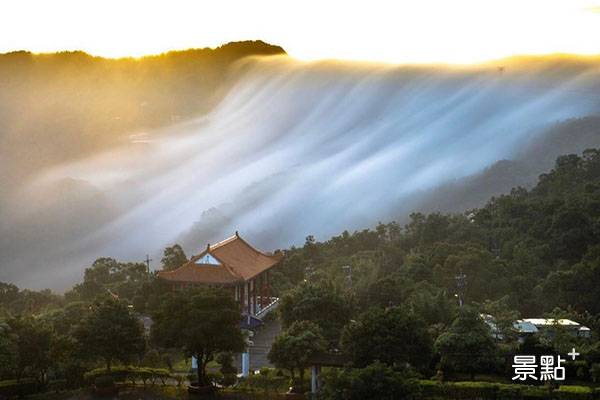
[0,40,286,60]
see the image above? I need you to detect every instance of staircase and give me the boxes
[237,317,282,372]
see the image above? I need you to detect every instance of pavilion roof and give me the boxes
[157,232,283,285]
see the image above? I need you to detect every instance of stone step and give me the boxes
[236,317,282,372]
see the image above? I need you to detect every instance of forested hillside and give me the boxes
[2,149,599,320]
[1,149,600,391]
[274,148,600,322]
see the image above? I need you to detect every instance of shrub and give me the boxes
[555,385,594,400]
[0,379,39,397]
[415,380,599,400]
[320,362,421,400]
[216,352,237,387]
[84,366,129,383]
[590,363,600,383]
[47,379,68,392]
[206,371,223,386]
[151,368,171,386]
[83,366,172,386]
[442,381,499,400]
[137,368,152,385]
[418,379,443,398]
[94,375,115,389]
[220,372,237,387]
[495,383,522,399]
[573,361,589,381]
[521,386,550,400]
[236,372,289,394]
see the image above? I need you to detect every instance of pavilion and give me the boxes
[157,232,283,317]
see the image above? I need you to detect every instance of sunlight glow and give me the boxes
[1,0,600,63]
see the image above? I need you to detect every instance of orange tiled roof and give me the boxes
[157,261,241,285]
[157,233,282,285]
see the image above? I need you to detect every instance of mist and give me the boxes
[2,55,600,290]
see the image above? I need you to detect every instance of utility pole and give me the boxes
[342,265,353,289]
[304,265,315,282]
[144,254,152,274]
[455,270,467,307]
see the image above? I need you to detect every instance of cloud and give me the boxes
[3,57,600,290]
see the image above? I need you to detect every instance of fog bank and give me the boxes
[3,56,600,289]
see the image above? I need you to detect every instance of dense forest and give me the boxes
[1,149,600,396]
[274,148,600,320]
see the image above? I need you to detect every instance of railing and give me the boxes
[256,296,279,319]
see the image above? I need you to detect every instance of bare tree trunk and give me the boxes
[196,354,207,386]
[197,355,202,385]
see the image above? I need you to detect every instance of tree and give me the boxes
[42,301,89,336]
[142,348,162,367]
[151,288,245,386]
[75,298,145,371]
[538,307,580,354]
[541,246,600,315]
[409,283,457,329]
[7,316,54,384]
[0,286,63,316]
[268,320,327,389]
[161,244,188,271]
[65,258,149,302]
[0,322,16,379]
[216,352,237,387]
[478,296,520,343]
[320,362,420,400]
[39,300,93,385]
[357,274,411,310]
[279,281,351,347]
[434,307,497,378]
[341,307,432,370]
[132,275,170,314]
[0,282,20,309]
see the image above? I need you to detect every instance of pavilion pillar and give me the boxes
[246,281,251,314]
[242,352,250,377]
[256,274,261,312]
[311,365,321,394]
[259,273,264,311]
[241,282,245,313]
[252,279,257,315]
[266,270,271,301]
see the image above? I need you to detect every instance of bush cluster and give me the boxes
[419,380,600,400]
[0,379,40,398]
[83,366,172,386]
[235,368,290,393]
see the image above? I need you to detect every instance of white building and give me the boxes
[520,318,591,338]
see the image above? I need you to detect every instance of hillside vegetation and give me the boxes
[274,148,600,321]
[1,149,600,392]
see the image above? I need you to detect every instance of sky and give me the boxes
[1,0,600,64]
